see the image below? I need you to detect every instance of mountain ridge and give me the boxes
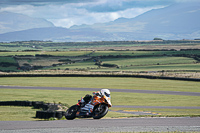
[0,11,55,34]
[0,2,200,42]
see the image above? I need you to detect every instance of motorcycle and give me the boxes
[65,94,112,120]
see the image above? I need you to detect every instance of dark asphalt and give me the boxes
[0,118,200,132]
[1,85,200,96]
[1,86,200,132]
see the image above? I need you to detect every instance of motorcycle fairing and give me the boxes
[74,94,112,118]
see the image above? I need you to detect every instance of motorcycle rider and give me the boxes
[65,89,112,119]
[80,89,111,107]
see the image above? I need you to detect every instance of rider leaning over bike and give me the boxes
[80,89,111,107]
[65,89,112,120]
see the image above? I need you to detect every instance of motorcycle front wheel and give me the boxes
[65,105,79,120]
[92,104,108,119]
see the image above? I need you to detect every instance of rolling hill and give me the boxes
[0,11,55,34]
[0,2,199,42]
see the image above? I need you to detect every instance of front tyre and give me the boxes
[65,105,79,120]
[92,104,108,119]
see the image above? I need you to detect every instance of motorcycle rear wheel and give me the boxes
[65,105,79,120]
[92,104,108,119]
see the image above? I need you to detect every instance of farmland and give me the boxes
[0,40,200,79]
[0,40,200,121]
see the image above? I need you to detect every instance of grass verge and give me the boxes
[0,88,199,120]
[1,89,199,107]
[0,77,200,92]
[0,106,40,121]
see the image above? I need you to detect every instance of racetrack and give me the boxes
[0,117,200,132]
[0,86,200,132]
[1,85,200,96]
[1,85,200,110]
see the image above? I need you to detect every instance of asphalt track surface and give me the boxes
[1,86,200,132]
[0,118,200,132]
[1,85,200,96]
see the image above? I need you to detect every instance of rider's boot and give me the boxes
[80,98,86,107]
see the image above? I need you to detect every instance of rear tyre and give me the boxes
[65,105,79,120]
[92,104,108,119]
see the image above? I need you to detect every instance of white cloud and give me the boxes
[175,0,199,2]
[0,0,179,28]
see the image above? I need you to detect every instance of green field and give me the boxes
[0,87,199,120]
[1,40,200,51]
[44,60,98,70]
[0,57,17,63]
[43,51,91,56]
[0,51,90,56]
[0,77,199,121]
[1,46,200,74]
[0,57,19,71]
[100,56,196,66]
[0,88,199,108]
[42,55,200,71]
[0,41,200,121]
[91,50,200,56]
[1,50,200,56]
[0,106,40,121]
[0,77,200,92]
[1,49,199,73]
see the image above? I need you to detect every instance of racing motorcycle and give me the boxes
[65,90,112,120]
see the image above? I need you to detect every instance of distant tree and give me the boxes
[23,63,31,66]
[153,38,163,40]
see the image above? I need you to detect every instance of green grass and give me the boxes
[0,77,199,92]
[0,57,17,63]
[1,50,199,72]
[106,111,137,118]
[0,77,199,120]
[91,50,200,56]
[0,45,200,121]
[45,60,98,70]
[1,89,199,107]
[0,57,19,71]
[0,51,42,56]
[0,106,134,121]
[1,50,200,57]
[43,51,92,56]
[17,57,62,67]
[100,57,196,67]
[0,106,40,121]
[0,51,91,56]
[39,56,200,72]
[0,46,37,52]
[0,89,91,106]
[0,88,199,120]
[0,66,19,71]
[112,92,200,107]
[0,89,137,120]
[96,63,200,71]
[41,56,199,71]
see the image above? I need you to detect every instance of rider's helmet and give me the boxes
[100,89,111,98]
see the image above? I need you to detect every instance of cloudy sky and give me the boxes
[0,0,198,28]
